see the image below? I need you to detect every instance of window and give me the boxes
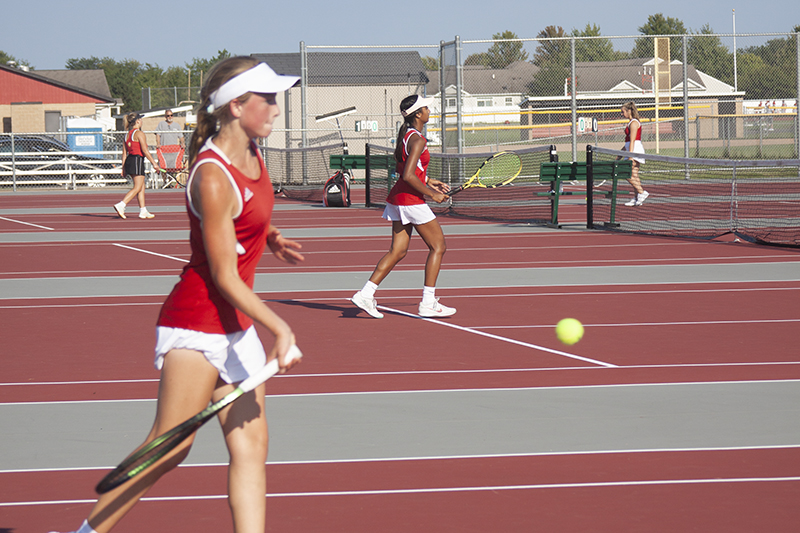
[477,99,493,107]
[2,117,11,133]
[505,97,513,106]
[446,98,456,108]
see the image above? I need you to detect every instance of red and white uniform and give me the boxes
[624,119,645,164]
[125,129,144,156]
[157,139,274,334]
[386,128,429,206]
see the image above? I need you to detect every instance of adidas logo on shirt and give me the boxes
[243,187,254,202]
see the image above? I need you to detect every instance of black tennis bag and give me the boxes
[323,171,351,207]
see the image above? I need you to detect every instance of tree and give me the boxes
[529,26,570,97]
[687,24,733,85]
[631,14,687,60]
[532,26,569,67]
[464,31,528,69]
[185,49,232,82]
[421,56,439,71]
[464,52,490,67]
[1,51,32,69]
[737,31,799,98]
[572,24,626,62]
[485,31,529,68]
[65,50,234,112]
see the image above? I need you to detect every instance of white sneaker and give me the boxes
[139,209,155,219]
[113,202,126,219]
[418,299,456,318]
[624,193,638,207]
[635,190,649,206]
[351,292,384,319]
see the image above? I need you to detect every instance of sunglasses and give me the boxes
[165,114,174,118]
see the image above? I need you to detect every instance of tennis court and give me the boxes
[1,189,799,532]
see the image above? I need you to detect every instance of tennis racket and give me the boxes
[449,152,522,195]
[95,344,303,494]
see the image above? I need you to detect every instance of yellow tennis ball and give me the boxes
[556,318,584,345]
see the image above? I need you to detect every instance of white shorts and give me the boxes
[623,140,646,165]
[382,203,436,226]
[154,325,267,384]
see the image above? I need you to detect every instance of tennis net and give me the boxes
[587,146,800,247]
[262,142,346,202]
[365,144,557,223]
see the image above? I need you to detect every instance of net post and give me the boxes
[365,143,372,207]
[586,145,594,229]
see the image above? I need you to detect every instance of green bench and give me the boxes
[538,160,633,227]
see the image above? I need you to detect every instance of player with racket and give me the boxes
[351,94,456,319]
[113,112,161,219]
[52,58,304,533]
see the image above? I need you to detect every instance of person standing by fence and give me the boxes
[155,110,185,168]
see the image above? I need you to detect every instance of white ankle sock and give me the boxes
[115,201,125,210]
[360,281,378,299]
[77,519,98,533]
[422,286,436,305]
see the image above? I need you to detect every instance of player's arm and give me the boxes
[267,226,304,264]
[136,130,160,172]
[121,138,128,176]
[402,135,448,203]
[191,164,296,370]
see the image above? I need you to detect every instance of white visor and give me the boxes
[208,63,299,113]
[401,95,435,117]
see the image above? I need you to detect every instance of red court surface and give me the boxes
[1,190,799,532]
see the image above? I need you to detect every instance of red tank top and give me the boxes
[625,119,642,143]
[125,129,144,156]
[157,139,274,334]
[386,128,429,206]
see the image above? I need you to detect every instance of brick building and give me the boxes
[0,63,118,133]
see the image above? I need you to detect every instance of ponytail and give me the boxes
[394,119,412,164]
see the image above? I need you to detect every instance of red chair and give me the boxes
[157,145,187,188]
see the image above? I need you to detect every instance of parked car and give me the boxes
[0,134,123,188]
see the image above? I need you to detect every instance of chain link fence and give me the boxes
[4,32,797,189]
[0,130,194,190]
[295,32,798,163]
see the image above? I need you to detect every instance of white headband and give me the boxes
[401,95,435,117]
[207,63,299,113]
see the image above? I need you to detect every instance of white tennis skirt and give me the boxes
[154,325,267,384]
[382,203,436,225]
[623,140,646,164]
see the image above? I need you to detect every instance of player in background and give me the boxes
[351,94,456,319]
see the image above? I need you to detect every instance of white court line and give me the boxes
[3,476,799,507]
[2,361,800,388]
[379,305,617,368]
[6,378,800,406]
[112,243,189,262]
[5,443,800,474]
[477,318,800,329]
[0,216,54,231]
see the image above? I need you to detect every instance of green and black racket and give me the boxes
[95,345,302,494]
[449,151,522,195]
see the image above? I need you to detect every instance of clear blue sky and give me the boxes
[2,0,797,70]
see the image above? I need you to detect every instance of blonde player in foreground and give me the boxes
[51,57,304,533]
